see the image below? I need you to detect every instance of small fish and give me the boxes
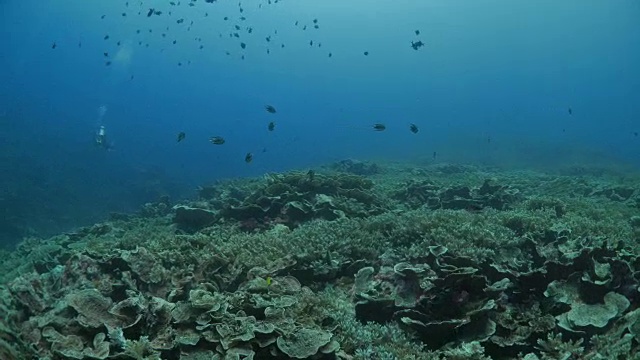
[240,42,246,49]
[373,123,386,131]
[415,30,420,35]
[245,152,253,163]
[104,35,110,40]
[364,51,369,56]
[51,42,57,49]
[103,52,109,57]
[105,61,112,66]
[307,169,315,181]
[265,105,277,113]
[409,123,419,133]
[411,40,424,50]
[266,276,272,286]
[177,132,186,142]
[433,151,437,159]
[634,132,638,137]
[268,121,275,131]
[210,136,225,145]
[568,107,573,115]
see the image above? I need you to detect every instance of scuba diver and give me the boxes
[95,125,114,151]
[94,105,114,151]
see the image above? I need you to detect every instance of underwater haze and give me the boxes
[0,0,639,244]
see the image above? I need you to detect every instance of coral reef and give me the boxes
[2,162,640,359]
[328,159,381,176]
[175,171,385,232]
[4,242,341,359]
[393,178,521,211]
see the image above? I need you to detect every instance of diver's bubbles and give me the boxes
[113,43,133,68]
[97,105,108,122]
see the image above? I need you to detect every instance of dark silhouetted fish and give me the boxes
[411,41,424,50]
[210,136,225,145]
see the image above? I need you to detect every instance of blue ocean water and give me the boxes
[0,0,638,246]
